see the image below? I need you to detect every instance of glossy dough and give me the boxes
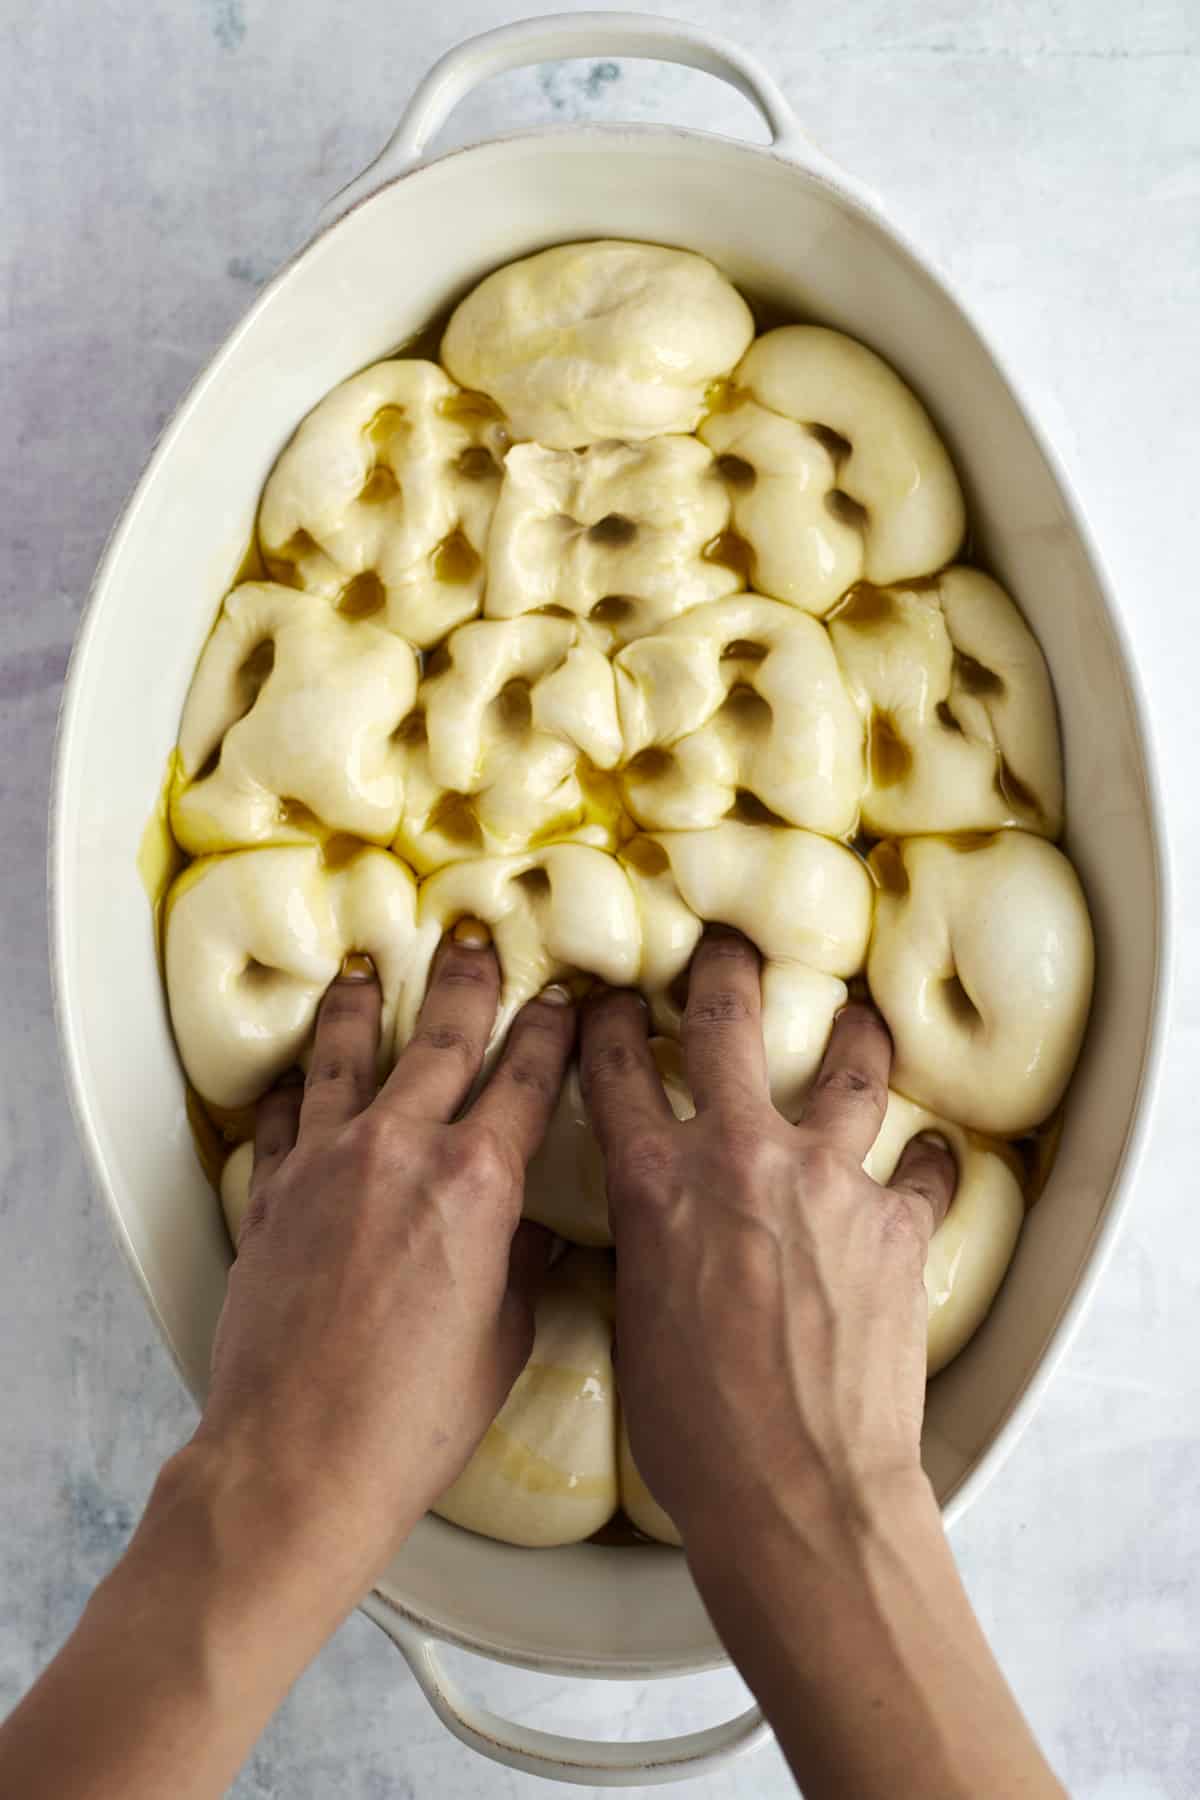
[395,615,622,872]
[442,241,755,447]
[616,594,863,836]
[829,568,1063,838]
[701,325,965,613]
[258,359,507,647]
[433,1252,620,1547]
[863,1093,1025,1375]
[868,833,1094,1136]
[164,240,1099,1554]
[173,583,418,851]
[165,845,422,1110]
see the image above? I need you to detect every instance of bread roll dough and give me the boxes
[394,615,622,873]
[484,438,737,643]
[433,1251,619,1547]
[165,844,421,1110]
[258,359,507,647]
[616,594,863,837]
[867,832,1094,1135]
[417,845,641,1053]
[442,241,754,448]
[701,325,965,612]
[829,568,1062,837]
[625,824,869,1117]
[219,1139,254,1243]
[173,583,418,852]
[863,1092,1025,1375]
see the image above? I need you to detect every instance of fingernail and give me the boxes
[452,917,492,949]
[339,952,376,981]
[537,982,574,1007]
[919,1130,952,1152]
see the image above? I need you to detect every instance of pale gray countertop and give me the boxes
[3,2,1198,1794]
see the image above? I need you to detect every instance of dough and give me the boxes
[173,583,417,852]
[615,594,863,837]
[625,824,869,1116]
[442,240,754,447]
[433,1250,619,1547]
[165,844,422,1109]
[484,438,736,643]
[701,325,965,612]
[394,615,622,873]
[867,832,1094,1135]
[828,568,1062,837]
[258,359,507,647]
[863,1092,1025,1375]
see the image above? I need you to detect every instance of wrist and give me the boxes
[684,1457,940,1594]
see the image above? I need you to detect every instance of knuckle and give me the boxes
[815,1064,883,1103]
[457,1123,520,1192]
[688,989,752,1029]
[502,1057,557,1101]
[413,1022,476,1061]
[585,1039,637,1085]
[618,1129,674,1185]
[306,1054,354,1089]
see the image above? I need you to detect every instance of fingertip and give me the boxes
[450,916,492,950]
[338,951,377,983]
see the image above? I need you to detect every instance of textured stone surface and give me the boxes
[2,2,1198,1793]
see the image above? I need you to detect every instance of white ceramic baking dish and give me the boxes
[50,12,1170,1787]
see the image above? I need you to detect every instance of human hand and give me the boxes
[195,926,575,1590]
[580,929,956,1550]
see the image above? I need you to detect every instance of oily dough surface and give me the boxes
[442,240,755,448]
[162,239,1096,1552]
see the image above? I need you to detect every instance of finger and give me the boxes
[888,1131,958,1241]
[468,985,578,1166]
[681,927,768,1115]
[378,920,500,1122]
[251,1070,304,1192]
[580,987,676,1161]
[798,1001,892,1158]
[298,954,382,1142]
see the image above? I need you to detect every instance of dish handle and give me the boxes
[318,10,845,229]
[362,1599,770,1788]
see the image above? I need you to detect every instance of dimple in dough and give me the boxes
[625,823,871,1118]
[484,438,737,644]
[417,845,642,1057]
[441,240,755,448]
[828,568,1063,838]
[394,615,623,874]
[700,325,966,614]
[165,844,423,1111]
[615,594,863,838]
[863,1092,1025,1376]
[258,359,508,648]
[867,832,1094,1137]
[432,1250,620,1547]
[173,582,418,853]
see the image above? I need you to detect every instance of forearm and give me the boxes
[0,1439,378,1800]
[688,1473,1064,1800]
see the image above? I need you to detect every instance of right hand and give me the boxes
[579,929,957,1549]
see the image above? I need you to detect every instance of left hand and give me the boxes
[194,926,575,1590]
